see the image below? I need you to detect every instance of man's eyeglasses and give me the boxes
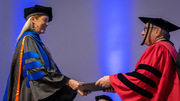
[143,27,157,32]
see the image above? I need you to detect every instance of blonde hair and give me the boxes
[17,15,43,41]
[17,17,33,41]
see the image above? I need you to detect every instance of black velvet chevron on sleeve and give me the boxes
[117,64,162,99]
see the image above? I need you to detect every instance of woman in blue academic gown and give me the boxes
[4,5,86,101]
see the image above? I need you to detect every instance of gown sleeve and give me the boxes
[109,43,172,101]
[21,36,72,100]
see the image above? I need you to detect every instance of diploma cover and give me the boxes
[78,82,113,92]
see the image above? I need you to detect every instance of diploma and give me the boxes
[78,82,113,92]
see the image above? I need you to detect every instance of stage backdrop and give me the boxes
[1,0,180,101]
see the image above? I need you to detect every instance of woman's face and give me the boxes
[32,15,49,34]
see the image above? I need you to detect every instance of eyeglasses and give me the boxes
[143,27,157,32]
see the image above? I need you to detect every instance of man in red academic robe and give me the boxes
[95,17,180,101]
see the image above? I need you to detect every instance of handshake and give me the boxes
[66,76,116,96]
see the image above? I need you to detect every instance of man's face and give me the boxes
[141,23,158,46]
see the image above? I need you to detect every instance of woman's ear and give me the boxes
[30,16,36,23]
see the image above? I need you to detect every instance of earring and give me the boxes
[31,27,35,31]
[31,23,35,31]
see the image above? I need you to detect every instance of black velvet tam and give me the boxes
[24,5,53,22]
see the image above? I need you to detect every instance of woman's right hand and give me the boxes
[66,79,81,90]
[66,79,91,96]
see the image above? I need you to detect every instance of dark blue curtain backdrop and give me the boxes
[1,0,180,101]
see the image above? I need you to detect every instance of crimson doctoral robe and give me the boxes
[110,41,180,101]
